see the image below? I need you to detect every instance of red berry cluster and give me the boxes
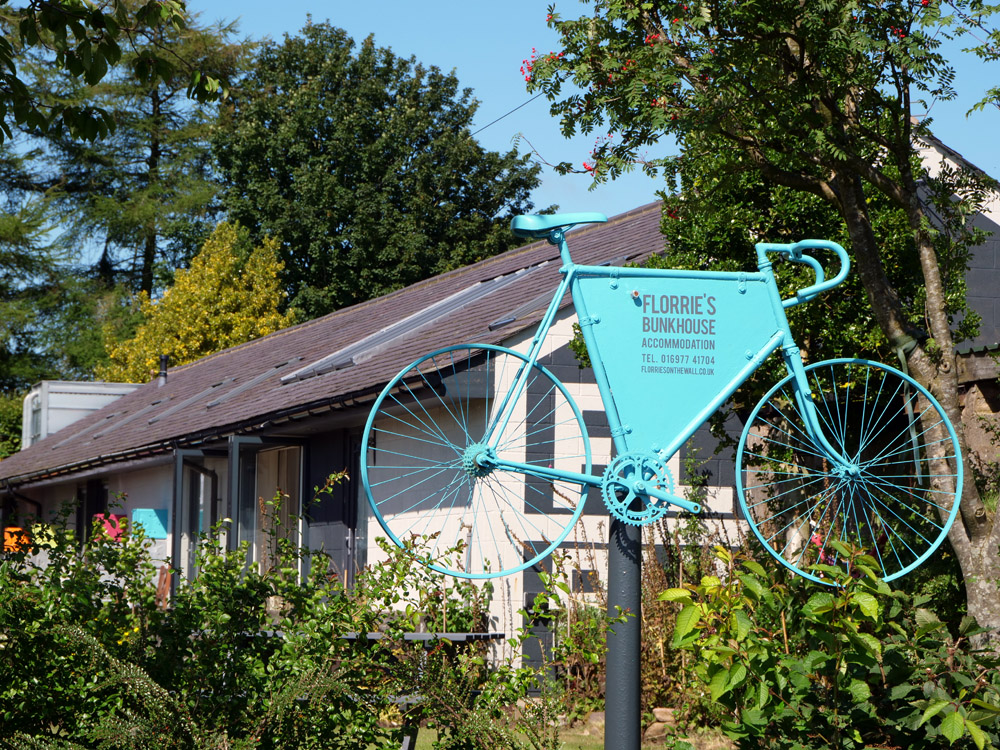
[583,134,616,173]
[520,48,538,82]
[520,48,565,82]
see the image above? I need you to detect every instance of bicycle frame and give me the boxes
[478,224,851,509]
[362,212,960,585]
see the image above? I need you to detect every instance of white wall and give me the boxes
[13,461,182,567]
[915,135,1000,348]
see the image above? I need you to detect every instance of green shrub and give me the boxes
[531,549,613,723]
[662,544,1000,749]
[0,496,555,749]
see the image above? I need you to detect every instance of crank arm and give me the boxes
[643,486,701,514]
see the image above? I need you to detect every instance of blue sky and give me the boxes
[192,0,1000,220]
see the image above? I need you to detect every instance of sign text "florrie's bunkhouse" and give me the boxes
[640,293,717,336]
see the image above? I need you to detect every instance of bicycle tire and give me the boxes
[736,358,961,583]
[362,344,591,579]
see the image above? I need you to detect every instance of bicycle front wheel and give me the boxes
[362,344,591,579]
[736,359,961,583]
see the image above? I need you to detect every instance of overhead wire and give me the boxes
[470,93,546,136]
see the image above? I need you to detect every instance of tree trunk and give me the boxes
[836,172,1000,638]
[141,86,162,296]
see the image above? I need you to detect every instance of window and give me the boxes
[174,450,224,581]
[254,446,302,573]
[76,479,108,543]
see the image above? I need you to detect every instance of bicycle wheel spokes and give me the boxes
[362,344,591,579]
[737,359,962,584]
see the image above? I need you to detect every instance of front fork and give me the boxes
[783,346,855,472]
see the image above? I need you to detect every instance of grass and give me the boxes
[408,729,605,749]
[982,488,999,513]
[403,725,733,749]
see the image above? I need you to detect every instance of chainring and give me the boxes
[601,451,675,526]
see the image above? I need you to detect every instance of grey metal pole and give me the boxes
[605,515,642,750]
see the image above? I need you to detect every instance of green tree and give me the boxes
[652,136,931,391]
[0,0,225,142]
[0,187,135,456]
[0,0,235,455]
[213,21,543,318]
[98,222,294,383]
[529,1,1000,633]
[1,4,249,295]
[0,192,124,384]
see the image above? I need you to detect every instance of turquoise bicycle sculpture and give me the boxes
[361,213,962,584]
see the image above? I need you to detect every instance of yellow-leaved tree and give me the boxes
[98,223,295,383]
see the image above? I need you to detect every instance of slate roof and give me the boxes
[0,202,666,488]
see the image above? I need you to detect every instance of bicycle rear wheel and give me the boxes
[736,359,961,583]
[362,344,591,579]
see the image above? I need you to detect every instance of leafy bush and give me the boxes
[662,545,1000,750]
[0,497,556,749]
[531,546,614,723]
[524,468,748,728]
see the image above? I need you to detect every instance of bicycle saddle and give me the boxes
[510,212,608,238]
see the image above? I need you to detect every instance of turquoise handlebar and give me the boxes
[756,239,850,308]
